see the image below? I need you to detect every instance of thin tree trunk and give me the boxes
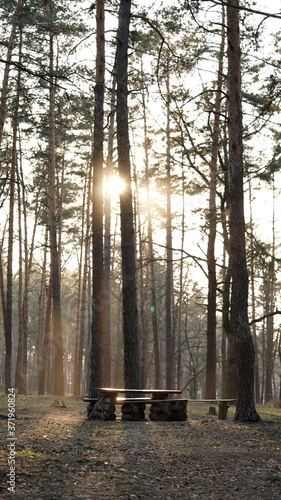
[0,229,7,335]
[142,77,160,389]
[5,47,20,392]
[165,66,174,390]
[73,173,86,395]
[48,3,64,395]
[17,169,39,394]
[76,165,92,394]
[0,0,23,147]
[205,12,225,398]
[249,180,260,402]
[177,166,185,391]
[116,0,141,391]
[89,0,105,397]
[227,0,260,422]
[220,102,236,398]
[278,332,281,401]
[134,165,148,387]
[104,68,116,388]
[38,276,53,395]
[221,247,228,398]
[36,229,48,391]
[265,179,275,402]
[15,161,23,390]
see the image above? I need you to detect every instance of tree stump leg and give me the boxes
[218,401,229,420]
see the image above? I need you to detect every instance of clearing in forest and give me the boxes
[0,396,280,499]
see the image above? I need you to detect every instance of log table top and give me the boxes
[92,388,183,400]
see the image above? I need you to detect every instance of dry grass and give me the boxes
[0,395,280,499]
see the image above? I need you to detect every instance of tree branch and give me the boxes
[249,310,281,326]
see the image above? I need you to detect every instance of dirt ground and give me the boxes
[0,396,280,499]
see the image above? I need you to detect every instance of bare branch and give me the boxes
[249,310,281,326]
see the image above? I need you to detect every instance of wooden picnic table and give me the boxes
[84,387,186,422]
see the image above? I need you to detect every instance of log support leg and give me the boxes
[218,401,229,420]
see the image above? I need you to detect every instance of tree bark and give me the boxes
[249,180,260,402]
[116,0,141,391]
[73,173,86,395]
[89,0,105,397]
[48,3,64,395]
[177,166,185,391]
[36,229,48,393]
[205,12,225,398]
[141,76,160,389]
[15,161,23,391]
[5,109,16,393]
[0,0,23,147]
[104,67,116,388]
[75,165,91,394]
[38,275,53,395]
[165,65,175,390]
[227,0,260,422]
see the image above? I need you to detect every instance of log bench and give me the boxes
[188,399,236,420]
[84,388,187,422]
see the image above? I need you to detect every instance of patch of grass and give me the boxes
[264,475,281,482]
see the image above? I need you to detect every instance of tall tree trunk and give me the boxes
[165,66,174,390]
[104,68,116,388]
[38,275,53,395]
[75,165,91,394]
[18,168,39,394]
[142,77,160,389]
[205,13,225,398]
[36,229,48,391]
[0,0,23,147]
[89,0,105,397]
[5,38,21,392]
[278,332,281,401]
[134,165,148,386]
[116,0,141,391]
[177,166,185,391]
[220,102,236,398]
[0,229,7,344]
[227,0,260,422]
[265,179,275,402]
[15,161,23,391]
[249,180,260,402]
[48,4,64,395]
[73,173,86,395]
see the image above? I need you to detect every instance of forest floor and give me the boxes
[0,395,281,500]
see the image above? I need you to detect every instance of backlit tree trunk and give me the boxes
[165,66,174,390]
[227,0,260,422]
[104,68,116,388]
[142,82,160,389]
[48,1,64,395]
[205,13,225,398]
[116,0,141,391]
[2,0,23,394]
[89,0,105,397]
[0,0,22,147]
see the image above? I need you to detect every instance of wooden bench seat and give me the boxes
[188,399,236,420]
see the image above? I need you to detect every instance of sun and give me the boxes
[106,174,126,198]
